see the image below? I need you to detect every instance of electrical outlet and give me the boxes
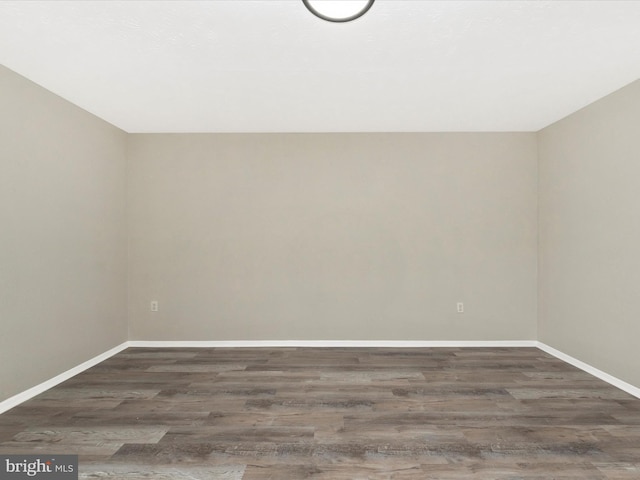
[457,302,464,313]
[150,301,159,312]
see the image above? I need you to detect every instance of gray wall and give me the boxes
[0,65,128,402]
[127,133,538,341]
[538,80,640,387]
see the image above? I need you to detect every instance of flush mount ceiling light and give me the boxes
[302,0,375,23]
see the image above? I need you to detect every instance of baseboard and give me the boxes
[3,340,638,414]
[0,342,130,415]
[536,342,640,400]
[128,340,539,348]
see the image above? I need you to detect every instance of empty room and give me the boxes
[1,1,639,478]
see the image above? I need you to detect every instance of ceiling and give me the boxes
[1,1,639,133]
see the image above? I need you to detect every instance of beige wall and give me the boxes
[6,57,637,398]
[127,133,538,341]
[0,65,128,402]
[538,80,640,387]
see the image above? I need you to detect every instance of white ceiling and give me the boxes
[1,1,639,133]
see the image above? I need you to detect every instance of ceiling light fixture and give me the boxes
[302,0,375,23]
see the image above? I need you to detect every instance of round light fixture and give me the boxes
[302,0,375,23]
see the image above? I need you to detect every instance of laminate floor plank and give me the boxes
[0,347,639,479]
[79,464,245,480]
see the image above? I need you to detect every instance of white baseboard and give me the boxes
[536,342,640,399]
[2,340,638,414]
[128,340,538,348]
[0,342,130,415]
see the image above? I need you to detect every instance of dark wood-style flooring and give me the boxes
[0,347,639,479]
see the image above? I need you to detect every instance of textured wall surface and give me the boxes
[0,65,128,402]
[538,80,640,387]
[128,133,538,341]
